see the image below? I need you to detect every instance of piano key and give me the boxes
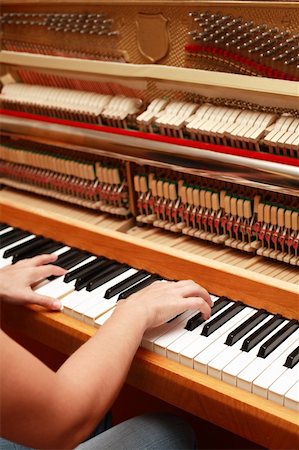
[74,259,116,290]
[185,296,230,331]
[0,225,13,234]
[268,365,299,406]
[257,319,299,358]
[51,248,84,268]
[23,241,64,260]
[222,319,288,386]
[180,306,257,369]
[193,307,256,373]
[284,346,299,369]
[63,256,102,283]
[104,269,150,299]
[75,268,140,324]
[166,300,233,362]
[0,228,30,249]
[241,314,285,352]
[47,250,91,280]
[0,227,21,241]
[284,381,299,411]
[252,339,299,399]
[207,314,274,380]
[150,295,223,356]
[33,256,96,298]
[0,234,37,267]
[86,263,129,291]
[201,301,246,336]
[95,308,114,327]
[225,309,269,346]
[142,309,199,352]
[236,328,299,392]
[117,274,162,300]
[10,236,50,262]
[2,233,38,259]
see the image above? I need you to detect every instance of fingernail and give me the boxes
[52,300,63,311]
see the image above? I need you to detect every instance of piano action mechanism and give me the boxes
[0,1,298,448]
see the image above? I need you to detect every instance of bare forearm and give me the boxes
[54,304,147,445]
[2,280,211,449]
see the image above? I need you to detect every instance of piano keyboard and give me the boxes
[1,222,298,412]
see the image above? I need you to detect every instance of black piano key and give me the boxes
[13,239,54,262]
[52,248,81,267]
[201,301,245,337]
[3,235,37,258]
[23,241,63,259]
[117,275,162,301]
[64,256,107,283]
[75,259,116,291]
[55,251,90,270]
[241,314,285,352]
[104,270,150,299]
[257,319,299,359]
[185,296,231,331]
[0,229,30,249]
[225,309,269,346]
[0,223,9,231]
[284,346,299,369]
[12,237,53,262]
[86,264,129,292]
[47,251,91,281]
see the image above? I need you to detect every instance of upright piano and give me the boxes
[0,1,298,448]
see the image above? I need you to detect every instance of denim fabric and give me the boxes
[0,413,196,450]
[76,413,197,450]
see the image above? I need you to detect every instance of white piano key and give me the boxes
[61,287,93,313]
[0,226,13,235]
[94,308,114,326]
[52,245,72,257]
[75,268,138,322]
[166,301,232,362]
[222,320,288,386]
[268,366,299,406]
[34,256,96,298]
[237,329,299,392]
[180,305,252,369]
[207,314,274,380]
[193,307,255,373]
[284,381,299,412]
[252,339,299,399]
[142,309,198,353]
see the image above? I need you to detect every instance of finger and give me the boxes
[18,253,59,268]
[181,296,211,320]
[28,293,63,311]
[30,264,67,283]
[174,280,212,306]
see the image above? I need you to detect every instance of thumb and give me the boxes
[29,293,63,311]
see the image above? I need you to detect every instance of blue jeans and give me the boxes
[0,413,197,449]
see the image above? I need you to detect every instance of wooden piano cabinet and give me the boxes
[1,301,298,450]
[1,200,298,450]
[1,316,264,450]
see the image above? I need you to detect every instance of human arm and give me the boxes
[1,279,211,449]
[0,254,66,310]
